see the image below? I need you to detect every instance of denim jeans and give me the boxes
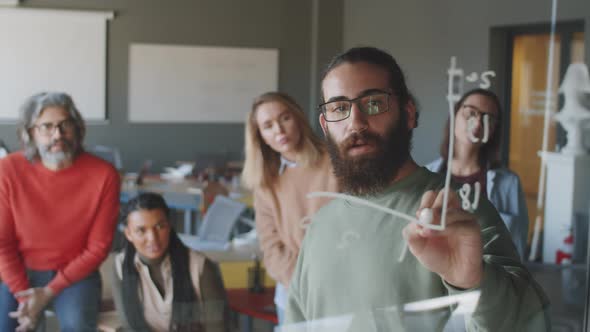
[0,270,101,332]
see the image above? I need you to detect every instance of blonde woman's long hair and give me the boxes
[242,92,325,190]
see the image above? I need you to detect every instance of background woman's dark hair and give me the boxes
[440,88,503,169]
[120,192,203,331]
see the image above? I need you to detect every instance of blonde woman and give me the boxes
[242,92,337,323]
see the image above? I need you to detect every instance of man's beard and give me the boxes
[326,120,411,196]
[37,138,77,165]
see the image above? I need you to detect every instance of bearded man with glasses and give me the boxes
[286,47,549,331]
[0,92,120,331]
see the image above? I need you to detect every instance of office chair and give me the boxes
[178,195,247,251]
[0,140,8,158]
[201,180,229,215]
[90,145,123,171]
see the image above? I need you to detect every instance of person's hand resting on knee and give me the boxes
[9,287,55,331]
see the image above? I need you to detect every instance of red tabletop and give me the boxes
[226,288,278,324]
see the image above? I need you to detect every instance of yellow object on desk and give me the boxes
[236,191,254,209]
[202,247,275,289]
[219,261,276,289]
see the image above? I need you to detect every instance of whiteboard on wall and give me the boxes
[128,44,279,123]
[0,8,113,122]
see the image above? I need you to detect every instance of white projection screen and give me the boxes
[0,8,113,122]
[128,43,279,123]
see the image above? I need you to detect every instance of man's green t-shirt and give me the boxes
[286,167,549,331]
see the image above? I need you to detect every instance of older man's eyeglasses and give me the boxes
[318,92,391,122]
[33,119,76,136]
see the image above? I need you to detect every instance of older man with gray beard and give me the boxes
[0,92,120,332]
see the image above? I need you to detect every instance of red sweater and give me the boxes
[0,152,120,296]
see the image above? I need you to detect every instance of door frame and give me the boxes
[489,20,584,166]
[491,19,588,331]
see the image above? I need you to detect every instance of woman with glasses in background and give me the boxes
[113,192,229,331]
[242,92,338,324]
[427,88,529,259]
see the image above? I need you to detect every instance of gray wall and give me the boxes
[342,0,590,165]
[307,0,344,132]
[4,1,586,170]
[0,0,343,172]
